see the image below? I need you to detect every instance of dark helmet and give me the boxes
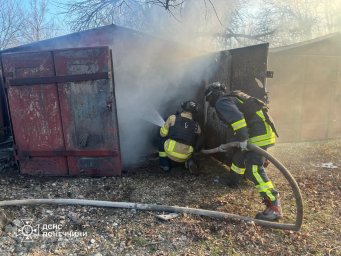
[204,82,225,97]
[181,100,198,114]
[205,82,225,106]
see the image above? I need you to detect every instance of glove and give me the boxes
[239,140,248,151]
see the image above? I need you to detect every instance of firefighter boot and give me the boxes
[185,158,198,174]
[159,156,170,172]
[255,197,283,221]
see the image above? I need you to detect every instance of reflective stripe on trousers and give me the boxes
[252,165,276,201]
[231,150,278,202]
[231,163,246,175]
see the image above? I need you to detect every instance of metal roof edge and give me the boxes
[0,24,147,54]
[269,32,341,53]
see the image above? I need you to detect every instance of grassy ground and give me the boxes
[0,139,340,255]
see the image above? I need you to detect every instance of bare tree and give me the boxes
[59,0,244,50]
[216,0,341,48]
[320,0,341,33]
[256,1,322,46]
[59,0,341,49]
[60,0,176,31]
[57,0,290,48]
[212,0,277,48]
[0,0,25,50]
[21,0,61,43]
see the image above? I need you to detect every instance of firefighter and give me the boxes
[204,82,282,221]
[158,100,201,173]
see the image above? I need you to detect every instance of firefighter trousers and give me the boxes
[158,136,171,169]
[229,148,279,202]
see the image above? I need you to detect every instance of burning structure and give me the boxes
[0,24,270,176]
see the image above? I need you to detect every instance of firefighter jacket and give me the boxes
[159,112,201,162]
[214,96,276,147]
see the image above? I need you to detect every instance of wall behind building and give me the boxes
[267,34,341,142]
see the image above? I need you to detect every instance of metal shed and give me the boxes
[0,25,270,176]
[268,33,341,142]
[0,25,204,176]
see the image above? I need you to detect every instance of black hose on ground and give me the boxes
[0,143,303,231]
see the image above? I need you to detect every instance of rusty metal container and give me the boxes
[1,47,121,176]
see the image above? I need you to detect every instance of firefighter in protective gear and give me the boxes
[205,82,282,221]
[159,101,201,173]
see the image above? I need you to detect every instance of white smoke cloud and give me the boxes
[111,0,238,167]
[143,0,238,51]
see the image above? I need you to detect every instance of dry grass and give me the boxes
[0,139,340,255]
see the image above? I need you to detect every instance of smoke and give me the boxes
[144,0,238,51]
[112,0,238,167]
[113,47,220,166]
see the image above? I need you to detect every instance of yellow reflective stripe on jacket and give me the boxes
[231,119,247,131]
[249,136,276,147]
[248,110,276,147]
[160,126,168,137]
[159,152,167,157]
[231,163,246,174]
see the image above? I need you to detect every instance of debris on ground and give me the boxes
[0,139,340,255]
[311,162,338,169]
[155,213,179,221]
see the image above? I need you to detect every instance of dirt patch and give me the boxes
[0,139,340,255]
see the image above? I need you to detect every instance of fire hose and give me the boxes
[0,143,303,231]
[201,142,303,231]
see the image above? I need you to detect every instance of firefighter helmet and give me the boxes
[205,82,226,107]
[181,100,198,114]
[204,82,226,97]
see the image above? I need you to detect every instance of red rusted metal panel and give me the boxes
[2,47,121,176]
[0,82,5,142]
[54,47,120,176]
[2,51,68,175]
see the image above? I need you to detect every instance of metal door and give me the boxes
[1,47,121,176]
[205,44,270,152]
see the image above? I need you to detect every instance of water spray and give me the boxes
[139,105,165,127]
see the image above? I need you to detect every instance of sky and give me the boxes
[21,0,70,35]
[18,0,341,49]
